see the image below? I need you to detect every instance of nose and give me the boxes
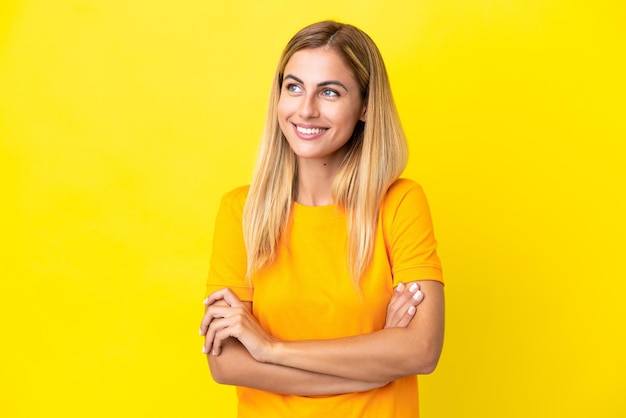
[298,94,319,119]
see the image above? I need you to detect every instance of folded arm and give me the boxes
[267,280,444,382]
[208,332,386,396]
[203,280,443,385]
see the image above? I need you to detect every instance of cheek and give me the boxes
[277,102,289,131]
[277,94,294,116]
[336,112,361,134]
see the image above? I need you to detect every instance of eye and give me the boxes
[285,83,303,94]
[320,89,339,98]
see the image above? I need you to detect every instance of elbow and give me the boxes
[417,355,440,375]
[407,355,439,376]
[206,338,253,386]
[210,368,227,385]
[407,341,443,375]
[207,354,234,385]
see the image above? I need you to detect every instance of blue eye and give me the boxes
[321,89,339,98]
[286,83,303,93]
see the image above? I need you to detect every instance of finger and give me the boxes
[391,282,420,305]
[385,282,423,327]
[201,290,243,325]
[199,299,229,336]
[220,288,245,308]
[200,307,219,336]
[199,304,237,336]
[385,288,405,327]
[203,305,249,352]
[203,315,235,354]
[387,283,408,312]
[203,288,230,308]
[388,282,418,314]
[395,305,417,328]
[394,289,424,327]
[412,288,424,304]
[407,282,421,298]
[401,282,423,307]
[210,320,243,356]
[203,287,244,308]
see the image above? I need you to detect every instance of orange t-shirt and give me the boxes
[206,178,443,418]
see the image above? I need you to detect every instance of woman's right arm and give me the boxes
[205,301,386,396]
[203,283,421,396]
[208,335,384,396]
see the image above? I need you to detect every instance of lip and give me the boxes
[292,123,328,140]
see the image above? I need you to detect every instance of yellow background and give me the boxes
[1,0,624,417]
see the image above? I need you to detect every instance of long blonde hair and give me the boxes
[243,21,408,284]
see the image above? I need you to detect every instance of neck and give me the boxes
[296,158,341,206]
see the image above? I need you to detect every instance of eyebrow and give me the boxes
[284,74,349,92]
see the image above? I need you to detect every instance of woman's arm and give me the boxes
[208,334,386,396]
[267,280,444,382]
[202,283,425,393]
[205,280,444,384]
[205,300,389,396]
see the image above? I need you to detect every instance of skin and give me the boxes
[202,281,443,385]
[277,47,366,206]
[200,282,428,395]
[200,47,445,394]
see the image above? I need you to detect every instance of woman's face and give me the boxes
[278,47,366,167]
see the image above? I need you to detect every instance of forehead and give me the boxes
[284,48,356,84]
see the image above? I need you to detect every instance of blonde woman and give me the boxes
[200,20,444,417]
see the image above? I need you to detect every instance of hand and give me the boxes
[199,288,277,362]
[384,281,424,328]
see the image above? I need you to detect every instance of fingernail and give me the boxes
[203,297,209,305]
[408,305,416,315]
[396,282,405,292]
[409,283,418,292]
[212,349,218,356]
[413,290,423,300]
[199,329,202,336]
[202,346,207,354]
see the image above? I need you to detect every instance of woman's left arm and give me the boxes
[206,280,444,383]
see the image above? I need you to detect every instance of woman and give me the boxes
[200,20,444,417]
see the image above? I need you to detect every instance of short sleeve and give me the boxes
[205,186,254,301]
[382,179,444,286]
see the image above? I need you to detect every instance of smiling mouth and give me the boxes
[295,125,328,135]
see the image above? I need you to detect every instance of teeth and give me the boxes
[296,126,326,135]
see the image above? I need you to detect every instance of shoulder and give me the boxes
[381,178,431,223]
[384,178,425,207]
[214,185,250,221]
[220,185,250,207]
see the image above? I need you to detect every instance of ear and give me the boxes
[359,102,367,122]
